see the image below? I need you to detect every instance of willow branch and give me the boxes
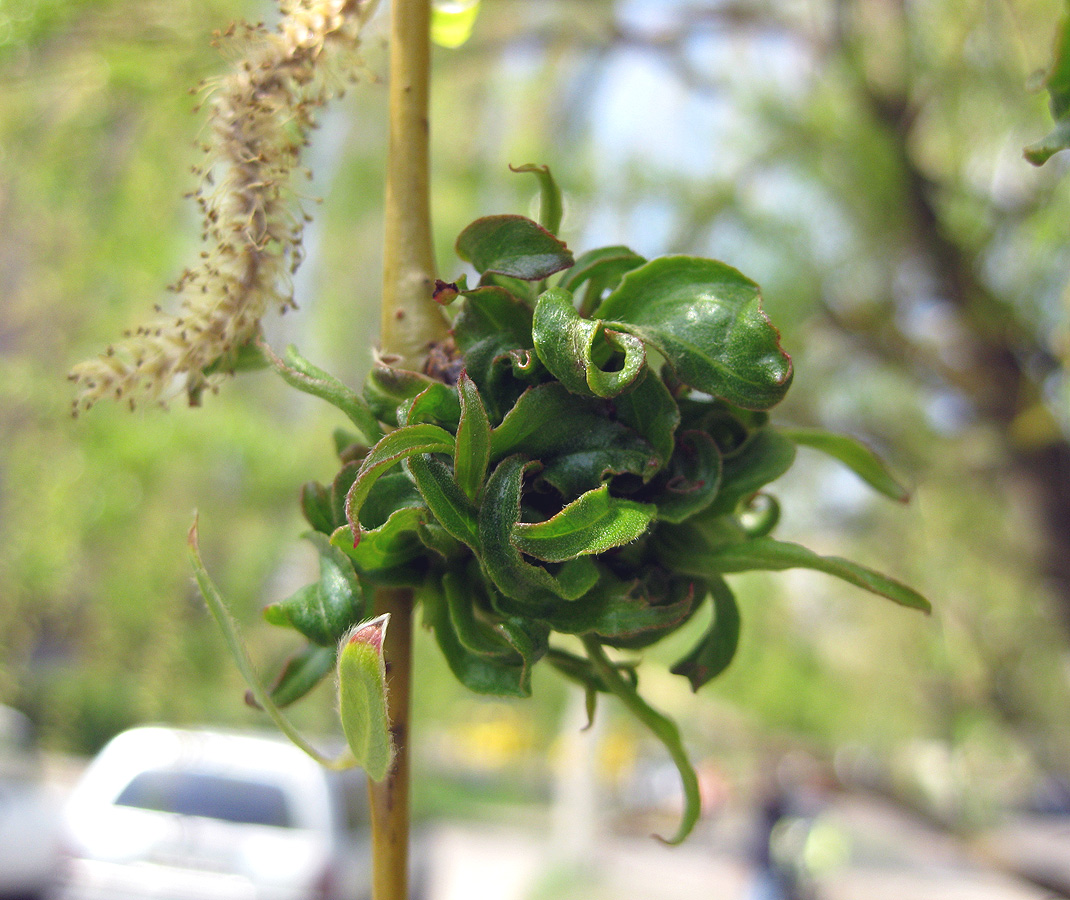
[378,0,447,368]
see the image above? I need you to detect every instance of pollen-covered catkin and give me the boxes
[69,0,379,414]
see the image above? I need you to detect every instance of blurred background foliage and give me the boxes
[2,0,1069,826]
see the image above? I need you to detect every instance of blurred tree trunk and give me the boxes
[831,0,1070,633]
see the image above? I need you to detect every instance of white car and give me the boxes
[54,726,375,900]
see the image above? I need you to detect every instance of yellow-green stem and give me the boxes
[379,0,447,368]
[372,2,442,894]
[369,586,414,900]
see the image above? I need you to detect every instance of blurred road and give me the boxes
[426,823,751,900]
[814,795,1054,900]
[424,795,1064,900]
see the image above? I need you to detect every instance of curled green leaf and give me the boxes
[738,493,781,538]
[545,569,697,647]
[479,455,600,608]
[405,453,480,550]
[344,424,455,543]
[510,163,563,236]
[594,256,793,410]
[582,637,701,845]
[301,481,334,535]
[649,430,723,524]
[420,573,539,698]
[559,245,647,317]
[710,427,796,515]
[398,382,461,429]
[671,578,740,691]
[613,369,680,478]
[329,507,427,579]
[533,287,646,397]
[490,383,658,496]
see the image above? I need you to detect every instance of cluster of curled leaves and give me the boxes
[259,167,929,843]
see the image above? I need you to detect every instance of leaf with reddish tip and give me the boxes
[338,615,394,782]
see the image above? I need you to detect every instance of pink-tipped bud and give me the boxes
[347,613,387,654]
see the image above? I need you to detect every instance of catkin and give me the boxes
[70,0,379,413]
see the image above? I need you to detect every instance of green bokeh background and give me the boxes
[2,0,1069,827]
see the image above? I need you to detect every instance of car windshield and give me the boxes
[114,768,294,828]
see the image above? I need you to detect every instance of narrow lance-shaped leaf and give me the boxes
[662,529,930,613]
[405,453,480,550]
[454,372,491,501]
[338,615,394,782]
[710,538,930,611]
[583,637,701,845]
[594,256,793,410]
[781,428,909,502]
[456,214,574,281]
[344,424,455,543]
[262,343,382,445]
[512,485,655,562]
[532,287,645,398]
[187,519,353,770]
